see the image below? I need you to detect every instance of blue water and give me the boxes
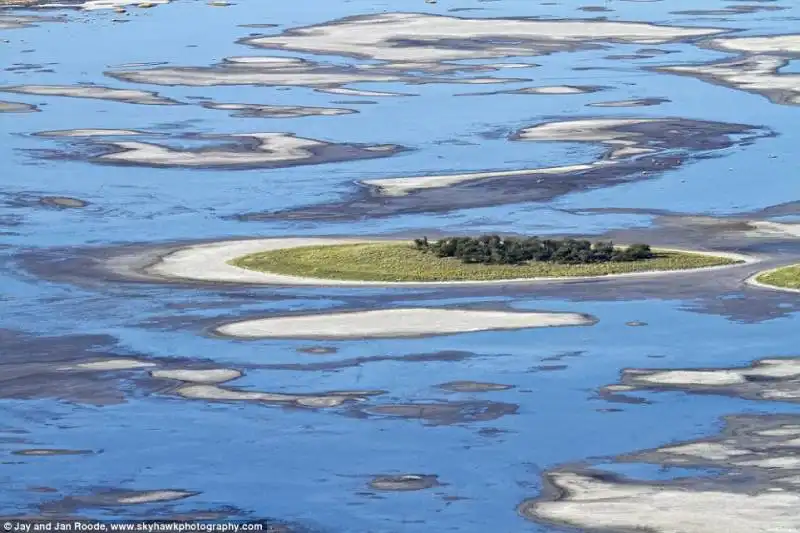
[781,60,800,74]
[2,0,800,530]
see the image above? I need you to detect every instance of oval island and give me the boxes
[220,235,746,284]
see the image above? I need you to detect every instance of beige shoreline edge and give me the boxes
[745,265,800,294]
[143,237,759,287]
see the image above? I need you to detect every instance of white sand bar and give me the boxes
[364,118,664,195]
[637,369,747,386]
[215,308,593,339]
[709,35,800,55]
[36,129,147,137]
[93,133,395,168]
[662,55,800,106]
[525,472,800,533]
[626,358,800,388]
[150,369,242,384]
[116,490,194,505]
[203,102,354,117]
[62,359,156,371]
[247,13,725,63]
[363,164,599,196]
[38,0,169,10]
[0,85,179,105]
[142,237,756,287]
[746,221,800,238]
[97,133,325,167]
[514,86,593,94]
[0,101,38,113]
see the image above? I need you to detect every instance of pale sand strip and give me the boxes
[150,368,242,384]
[35,129,147,137]
[524,472,800,533]
[362,118,663,195]
[60,358,157,371]
[215,308,593,339]
[709,35,800,55]
[115,490,195,505]
[362,163,600,197]
[143,237,758,287]
[746,221,800,238]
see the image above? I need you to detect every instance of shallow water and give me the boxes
[1,0,800,530]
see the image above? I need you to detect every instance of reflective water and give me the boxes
[1,0,799,530]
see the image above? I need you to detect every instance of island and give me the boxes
[228,235,741,283]
[750,264,800,293]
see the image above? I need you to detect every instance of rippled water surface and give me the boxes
[2,0,800,530]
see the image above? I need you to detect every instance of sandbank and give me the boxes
[116,490,195,505]
[0,100,39,113]
[659,34,800,106]
[214,308,594,339]
[246,13,725,64]
[174,383,382,408]
[150,368,242,384]
[607,356,800,403]
[362,117,712,195]
[35,129,148,137]
[201,102,356,118]
[0,84,180,105]
[79,132,401,170]
[62,358,156,371]
[522,471,800,533]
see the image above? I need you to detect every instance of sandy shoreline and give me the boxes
[141,237,759,287]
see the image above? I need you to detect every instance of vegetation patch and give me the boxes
[413,235,655,264]
[755,264,800,290]
[229,238,740,282]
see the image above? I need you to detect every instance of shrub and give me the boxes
[415,235,654,265]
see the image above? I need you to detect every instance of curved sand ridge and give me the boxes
[143,237,757,287]
[744,221,800,293]
[364,117,670,196]
[746,265,800,294]
[355,117,764,197]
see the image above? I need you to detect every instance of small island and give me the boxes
[228,235,741,282]
[752,264,800,292]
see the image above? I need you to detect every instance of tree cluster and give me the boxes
[412,235,654,265]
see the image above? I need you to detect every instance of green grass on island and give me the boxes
[229,242,740,282]
[755,264,800,290]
